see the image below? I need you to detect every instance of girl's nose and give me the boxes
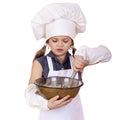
[57,41,63,46]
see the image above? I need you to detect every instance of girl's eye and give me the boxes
[63,39,69,43]
[63,40,68,43]
[52,39,57,42]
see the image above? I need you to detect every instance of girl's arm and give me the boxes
[72,45,112,72]
[29,60,43,84]
[24,60,49,110]
[75,45,112,65]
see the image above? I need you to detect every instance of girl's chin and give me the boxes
[54,52,66,56]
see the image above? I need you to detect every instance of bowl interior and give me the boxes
[34,77,83,88]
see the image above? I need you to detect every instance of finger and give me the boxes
[74,55,83,60]
[55,95,71,105]
[73,58,86,66]
[58,98,73,107]
[56,96,73,107]
[79,68,83,72]
[50,95,59,102]
[58,95,70,103]
[81,60,89,66]
[72,65,80,72]
[77,60,89,68]
[75,55,89,65]
[72,64,84,72]
[73,62,84,70]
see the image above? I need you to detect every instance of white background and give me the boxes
[0,0,120,120]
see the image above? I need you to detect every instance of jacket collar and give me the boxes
[47,51,71,64]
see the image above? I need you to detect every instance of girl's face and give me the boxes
[48,36,73,57]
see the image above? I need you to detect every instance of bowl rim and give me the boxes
[35,85,82,89]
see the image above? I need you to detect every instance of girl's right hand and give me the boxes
[72,55,89,72]
[48,95,72,110]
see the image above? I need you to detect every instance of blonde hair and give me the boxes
[33,39,76,61]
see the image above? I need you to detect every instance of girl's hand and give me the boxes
[48,95,72,110]
[72,55,89,72]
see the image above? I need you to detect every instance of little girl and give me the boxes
[25,3,111,120]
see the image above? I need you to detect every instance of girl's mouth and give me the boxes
[56,49,63,52]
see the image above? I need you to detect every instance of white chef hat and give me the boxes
[31,3,86,40]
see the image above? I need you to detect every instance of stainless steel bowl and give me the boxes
[34,77,83,100]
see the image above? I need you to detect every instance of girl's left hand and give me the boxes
[72,55,89,72]
[48,95,73,110]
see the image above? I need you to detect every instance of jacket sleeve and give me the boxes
[24,84,49,111]
[75,45,112,65]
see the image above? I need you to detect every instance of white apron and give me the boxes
[39,56,84,120]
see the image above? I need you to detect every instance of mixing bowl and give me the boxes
[34,77,83,100]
